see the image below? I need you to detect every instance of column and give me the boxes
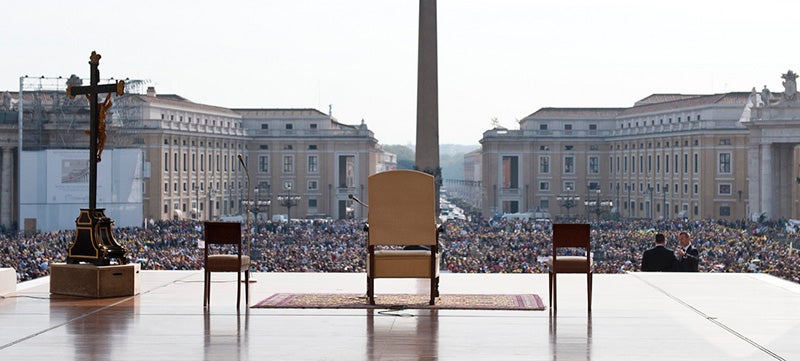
[759,143,773,219]
[1,147,12,228]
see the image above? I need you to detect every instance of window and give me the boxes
[502,156,519,189]
[683,183,688,194]
[718,153,732,174]
[719,139,731,145]
[589,124,597,130]
[259,144,269,150]
[539,124,548,130]
[565,145,574,151]
[719,184,732,195]
[174,153,178,171]
[694,153,699,173]
[164,182,168,193]
[258,156,269,173]
[541,199,550,209]
[307,155,318,173]
[282,180,293,190]
[563,181,575,192]
[674,154,679,173]
[285,123,293,130]
[539,181,550,191]
[192,154,196,171]
[539,145,549,151]
[308,180,318,191]
[308,198,318,207]
[683,153,689,173]
[308,145,318,150]
[164,152,169,171]
[163,204,168,214]
[539,156,550,174]
[720,206,731,216]
[694,183,699,194]
[564,156,575,174]
[283,155,294,173]
[200,154,205,171]
[564,124,572,130]
[183,153,187,172]
[310,123,318,129]
[588,156,599,174]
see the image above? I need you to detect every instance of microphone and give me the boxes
[237,154,248,173]
[238,154,252,194]
[348,194,368,208]
[238,154,257,283]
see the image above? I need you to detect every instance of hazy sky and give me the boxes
[2,0,800,145]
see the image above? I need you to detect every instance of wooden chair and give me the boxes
[548,223,592,313]
[365,170,441,305]
[203,221,250,309]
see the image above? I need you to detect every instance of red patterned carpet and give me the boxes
[252,293,545,310]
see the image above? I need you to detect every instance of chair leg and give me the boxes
[245,270,250,307]
[587,272,592,313]
[204,270,210,307]
[552,272,557,314]
[548,272,553,310]
[236,270,242,309]
[367,276,375,305]
[429,277,436,305]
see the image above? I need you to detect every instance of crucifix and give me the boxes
[64,51,128,265]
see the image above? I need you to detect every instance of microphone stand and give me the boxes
[238,155,257,283]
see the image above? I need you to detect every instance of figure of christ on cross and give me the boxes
[82,92,112,162]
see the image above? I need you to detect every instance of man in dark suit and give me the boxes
[641,233,677,272]
[675,231,700,272]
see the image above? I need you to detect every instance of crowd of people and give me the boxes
[2,216,799,284]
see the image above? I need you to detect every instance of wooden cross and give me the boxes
[65,51,124,210]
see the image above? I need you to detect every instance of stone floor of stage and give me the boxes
[1,271,799,360]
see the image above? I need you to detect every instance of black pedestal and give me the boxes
[67,208,128,266]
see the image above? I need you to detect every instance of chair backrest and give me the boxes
[204,222,242,246]
[552,223,591,253]
[367,170,437,246]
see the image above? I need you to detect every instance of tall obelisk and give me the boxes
[415,0,441,212]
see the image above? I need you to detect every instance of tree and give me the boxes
[383,144,415,170]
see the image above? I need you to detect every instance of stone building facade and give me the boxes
[0,86,383,230]
[480,72,800,221]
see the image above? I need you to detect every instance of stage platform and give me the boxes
[0,271,798,360]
